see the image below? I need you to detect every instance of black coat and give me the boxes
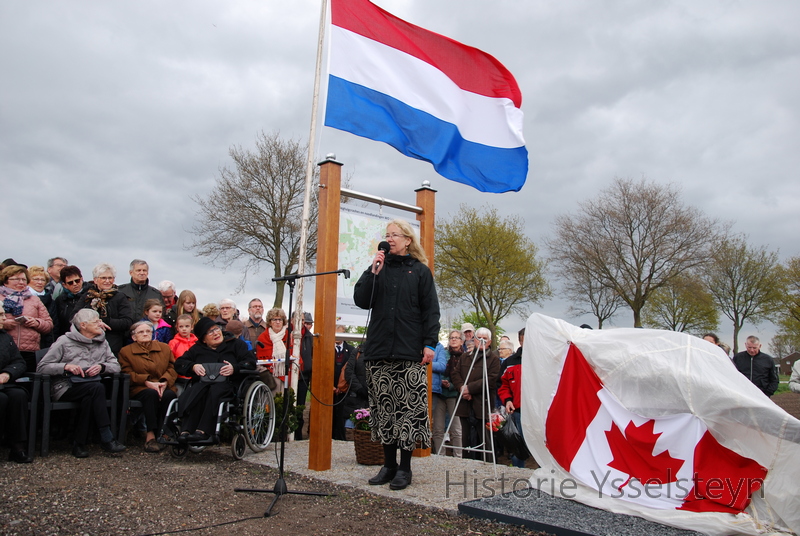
[118,279,163,323]
[175,336,256,378]
[353,254,440,362]
[733,351,779,397]
[342,350,368,418]
[300,326,314,374]
[0,330,27,381]
[72,284,133,356]
[53,283,89,339]
[175,336,256,413]
[334,341,356,387]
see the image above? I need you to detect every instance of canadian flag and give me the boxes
[546,343,766,513]
[523,314,800,535]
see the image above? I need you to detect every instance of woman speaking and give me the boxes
[353,219,440,491]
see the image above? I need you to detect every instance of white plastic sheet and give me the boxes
[521,313,799,535]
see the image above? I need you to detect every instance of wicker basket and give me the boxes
[353,429,383,465]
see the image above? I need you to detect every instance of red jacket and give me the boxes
[169,333,198,359]
[256,328,296,378]
[497,355,522,409]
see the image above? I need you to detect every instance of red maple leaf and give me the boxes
[605,419,685,489]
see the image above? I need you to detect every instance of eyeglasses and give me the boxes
[7,276,27,282]
[219,306,233,310]
[133,329,153,336]
[449,336,463,340]
[207,326,222,335]
[64,278,83,285]
[270,318,283,323]
[384,233,407,240]
[96,276,114,281]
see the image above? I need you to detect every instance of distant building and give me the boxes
[778,352,800,375]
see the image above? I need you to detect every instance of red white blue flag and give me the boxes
[522,314,800,535]
[325,0,528,193]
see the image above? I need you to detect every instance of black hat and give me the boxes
[194,316,217,340]
[1,258,27,269]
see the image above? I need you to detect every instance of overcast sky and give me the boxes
[2,1,798,348]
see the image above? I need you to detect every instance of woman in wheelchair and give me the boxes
[118,321,178,452]
[174,317,255,443]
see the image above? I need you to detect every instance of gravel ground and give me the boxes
[0,439,546,536]
[2,394,796,536]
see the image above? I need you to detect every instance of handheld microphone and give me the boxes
[375,241,391,269]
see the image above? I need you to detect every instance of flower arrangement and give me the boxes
[486,411,506,432]
[350,408,371,431]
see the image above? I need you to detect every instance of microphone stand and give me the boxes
[235,269,349,516]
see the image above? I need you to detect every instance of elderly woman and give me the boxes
[353,219,440,491]
[72,263,133,356]
[451,327,500,461]
[255,308,292,385]
[118,321,178,452]
[27,266,50,297]
[201,303,220,324]
[432,330,463,458]
[37,309,126,458]
[1,265,54,371]
[0,310,33,462]
[174,317,255,442]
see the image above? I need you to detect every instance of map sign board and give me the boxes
[336,205,419,326]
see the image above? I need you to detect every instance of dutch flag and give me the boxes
[325,0,528,193]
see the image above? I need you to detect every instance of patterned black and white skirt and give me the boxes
[366,359,431,451]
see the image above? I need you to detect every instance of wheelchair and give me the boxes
[158,371,276,460]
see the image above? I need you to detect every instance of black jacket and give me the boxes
[118,278,163,323]
[733,350,779,397]
[72,284,133,356]
[342,349,368,418]
[300,326,314,374]
[353,254,440,362]
[334,341,356,386]
[53,282,89,339]
[0,330,27,381]
[174,336,256,379]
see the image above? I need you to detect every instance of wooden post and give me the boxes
[414,182,437,458]
[308,156,342,471]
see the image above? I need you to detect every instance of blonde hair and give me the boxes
[177,290,200,324]
[0,265,29,285]
[28,265,50,284]
[387,219,428,265]
[202,303,220,318]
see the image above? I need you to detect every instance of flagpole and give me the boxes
[293,0,328,369]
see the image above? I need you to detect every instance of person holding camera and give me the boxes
[1,265,53,371]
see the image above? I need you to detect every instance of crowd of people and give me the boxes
[5,227,779,494]
[0,256,307,461]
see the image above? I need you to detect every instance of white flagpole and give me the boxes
[292,0,328,400]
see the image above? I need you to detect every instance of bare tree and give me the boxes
[190,131,318,308]
[562,265,623,329]
[435,205,550,344]
[703,234,784,353]
[769,332,798,360]
[641,274,719,334]
[548,177,719,327]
